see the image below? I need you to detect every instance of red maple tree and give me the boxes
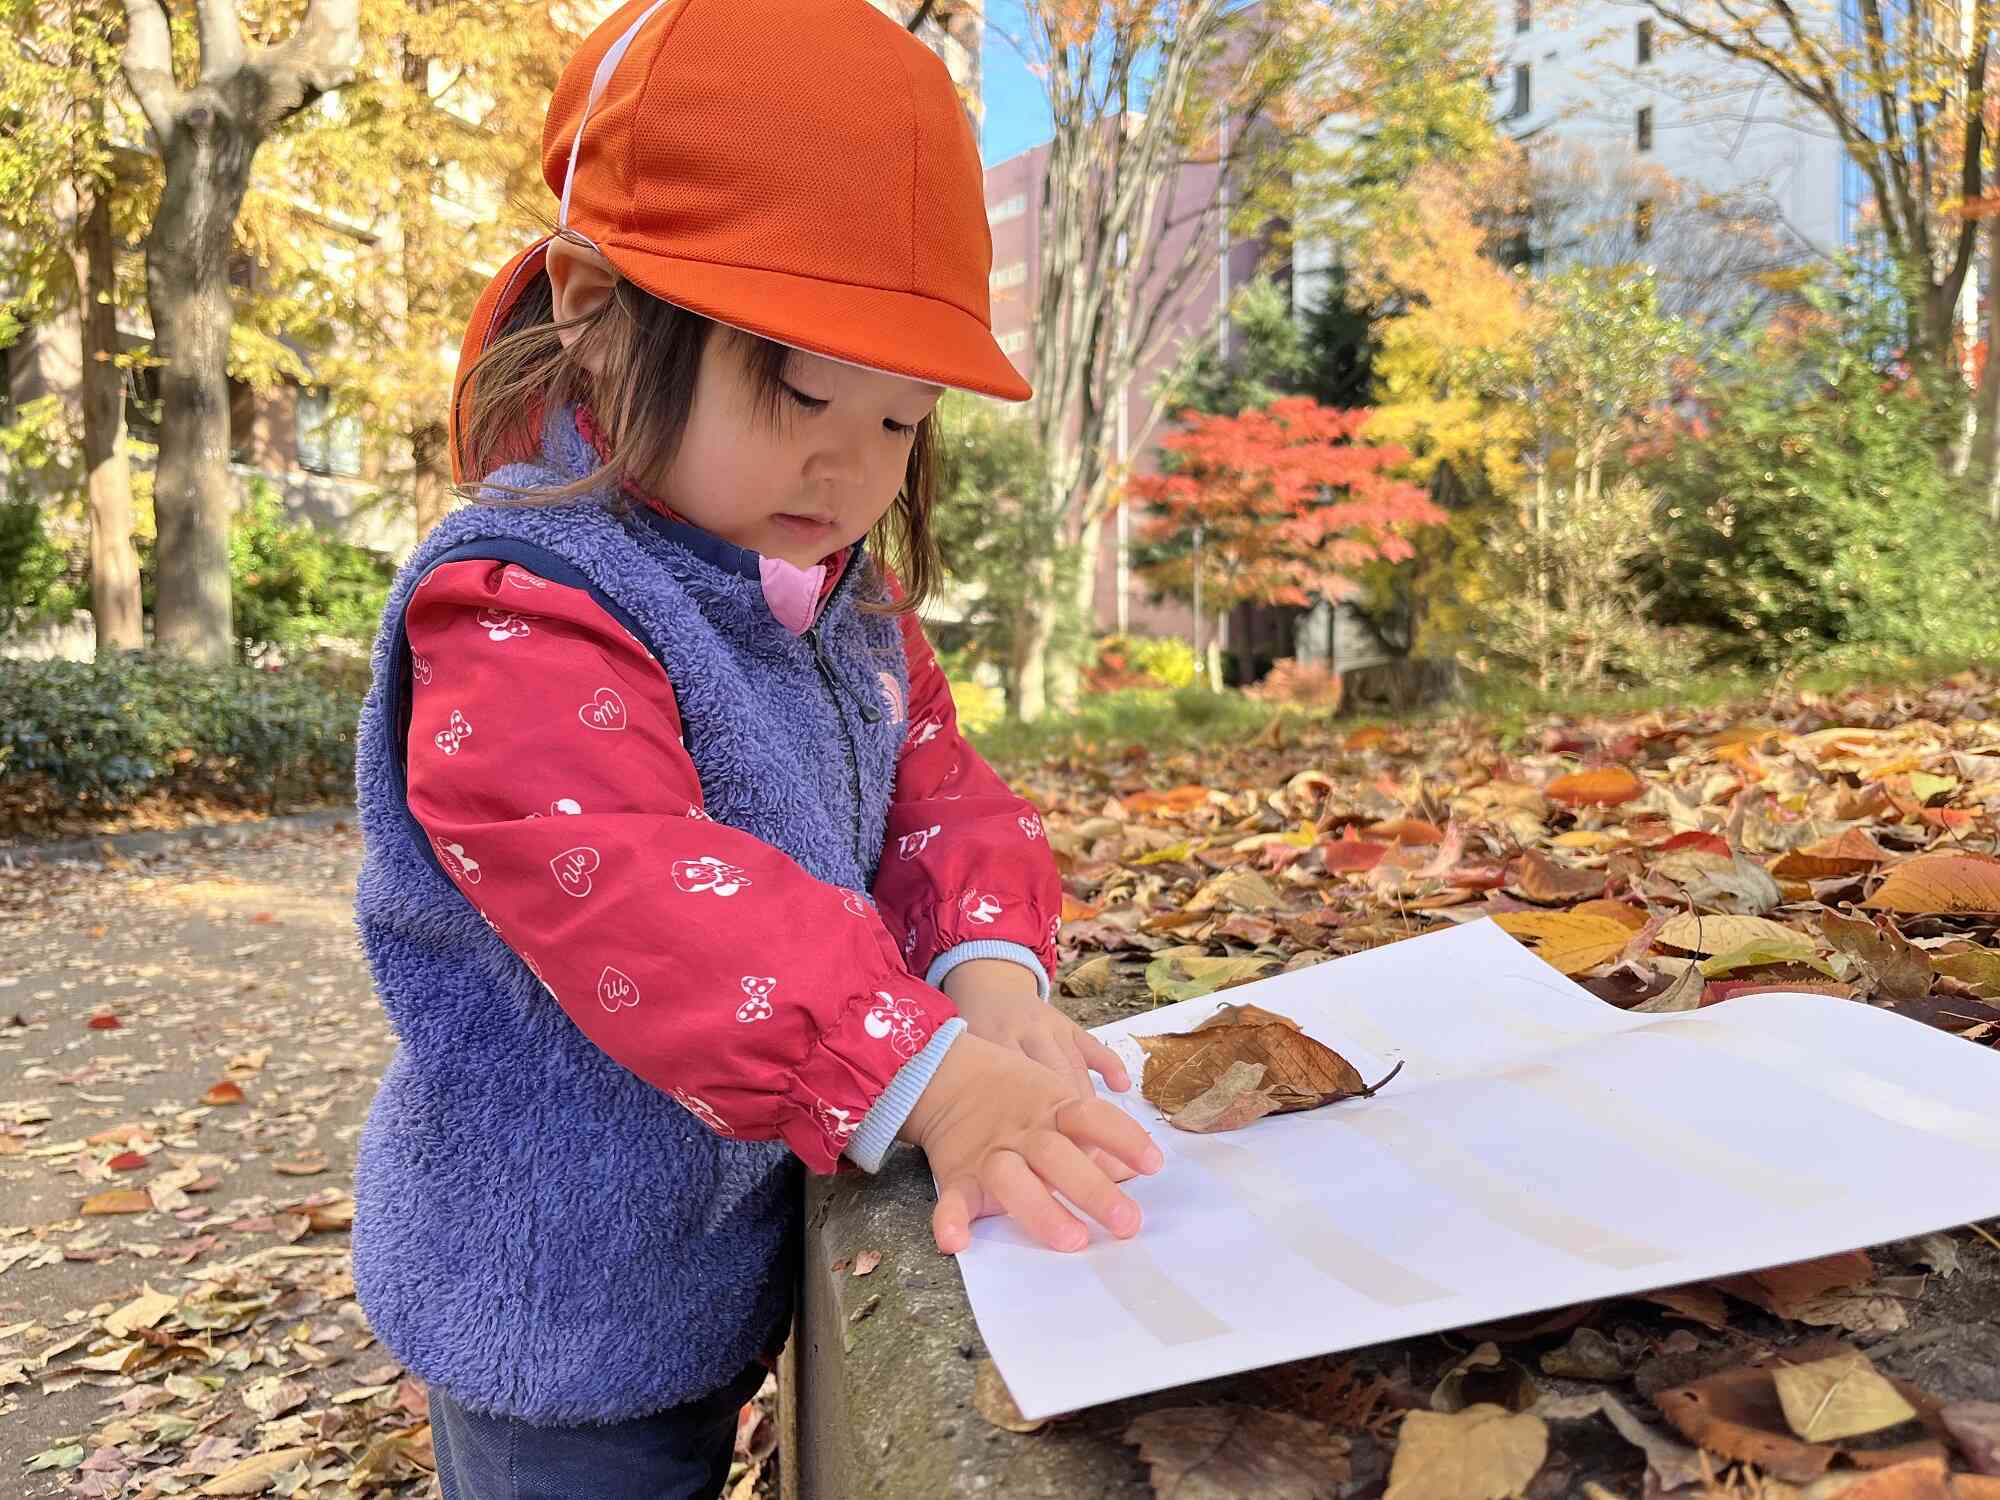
[1127,396,1447,612]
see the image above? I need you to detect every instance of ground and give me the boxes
[4,670,2000,1497]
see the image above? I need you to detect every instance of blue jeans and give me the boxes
[429,1363,768,1500]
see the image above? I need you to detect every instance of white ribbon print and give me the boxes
[434,710,472,756]
[736,976,777,1023]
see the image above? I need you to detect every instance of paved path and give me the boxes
[0,824,411,1497]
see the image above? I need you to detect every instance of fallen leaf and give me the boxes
[1535,1391,1707,1491]
[1547,767,1645,807]
[1714,1250,1877,1318]
[1820,912,1933,1000]
[852,1250,881,1277]
[1433,1342,1539,1413]
[86,1014,122,1030]
[1865,853,2000,915]
[80,1189,153,1216]
[1771,829,1897,880]
[1385,1404,1548,1500]
[1929,945,2000,999]
[1166,1059,1285,1134]
[1631,966,1707,1013]
[1143,954,1278,1003]
[198,1447,311,1495]
[1490,910,1634,975]
[1685,856,1785,915]
[202,1080,246,1106]
[1941,1401,2000,1476]
[1062,954,1119,997]
[1509,850,1606,903]
[1138,1022,1395,1120]
[106,1151,148,1171]
[1125,1406,1351,1499]
[974,1359,1046,1434]
[1773,1350,1918,1442]
[1196,1002,1303,1032]
[1657,912,1808,957]
[1322,836,1391,873]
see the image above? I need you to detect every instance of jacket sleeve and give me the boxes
[871,602,1062,999]
[402,558,962,1174]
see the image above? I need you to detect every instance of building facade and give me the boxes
[983,133,1269,644]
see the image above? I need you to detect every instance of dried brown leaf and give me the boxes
[1125,1406,1350,1499]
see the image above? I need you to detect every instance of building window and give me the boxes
[296,386,362,477]
[1637,106,1653,152]
[1515,0,1530,31]
[989,261,1027,290]
[1510,63,1531,119]
[1634,199,1655,244]
[997,330,1028,354]
[1637,18,1653,63]
[988,192,1027,224]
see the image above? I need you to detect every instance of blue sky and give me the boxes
[979,2,1054,164]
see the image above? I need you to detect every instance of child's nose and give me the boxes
[804,432,869,488]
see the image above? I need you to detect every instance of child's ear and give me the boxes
[546,237,619,364]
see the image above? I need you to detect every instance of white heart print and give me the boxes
[550,846,600,897]
[411,652,433,686]
[597,965,639,1012]
[896,825,942,862]
[841,890,871,917]
[578,688,626,732]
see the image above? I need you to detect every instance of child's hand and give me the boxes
[898,1032,1163,1255]
[942,958,1131,1105]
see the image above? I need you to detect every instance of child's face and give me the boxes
[657,335,942,569]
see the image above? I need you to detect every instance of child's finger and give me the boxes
[982,1148,1091,1252]
[1085,1145,1138,1183]
[1078,1029,1131,1092]
[1025,1131,1142,1241]
[932,1173,981,1256]
[1059,1096,1164,1176]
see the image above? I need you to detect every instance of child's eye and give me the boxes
[781,383,828,413]
[884,419,918,437]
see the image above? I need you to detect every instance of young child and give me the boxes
[349,0,1163,1494]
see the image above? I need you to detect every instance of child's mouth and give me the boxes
[773,513,835,539]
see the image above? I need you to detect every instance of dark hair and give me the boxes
[455,238,942,614]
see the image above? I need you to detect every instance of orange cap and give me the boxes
[450,0,1028,485]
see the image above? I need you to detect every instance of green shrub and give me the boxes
[0,655,360,814]
[0,499,83,631]
[1645,283,2000,664]
[226,479,395,655]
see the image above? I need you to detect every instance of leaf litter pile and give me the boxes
[5,674,2000,1496]
[985,669,2000,1498]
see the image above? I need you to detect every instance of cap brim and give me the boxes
[600,237,1033,403]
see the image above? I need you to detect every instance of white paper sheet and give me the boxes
[953,919,2000,1420]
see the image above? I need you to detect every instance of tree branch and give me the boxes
[251,0,361,129]
[120,0,180,144]
[196,0,247,83]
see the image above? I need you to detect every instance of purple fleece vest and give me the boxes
[350,405,909,1424]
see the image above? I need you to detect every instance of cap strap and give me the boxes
[559,0,677,229]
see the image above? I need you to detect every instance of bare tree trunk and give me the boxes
[75,185,143,655]
[122,0,360,663]
[1011,555,1057,720]
[144,108,253,662]
[402,13,453,540]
